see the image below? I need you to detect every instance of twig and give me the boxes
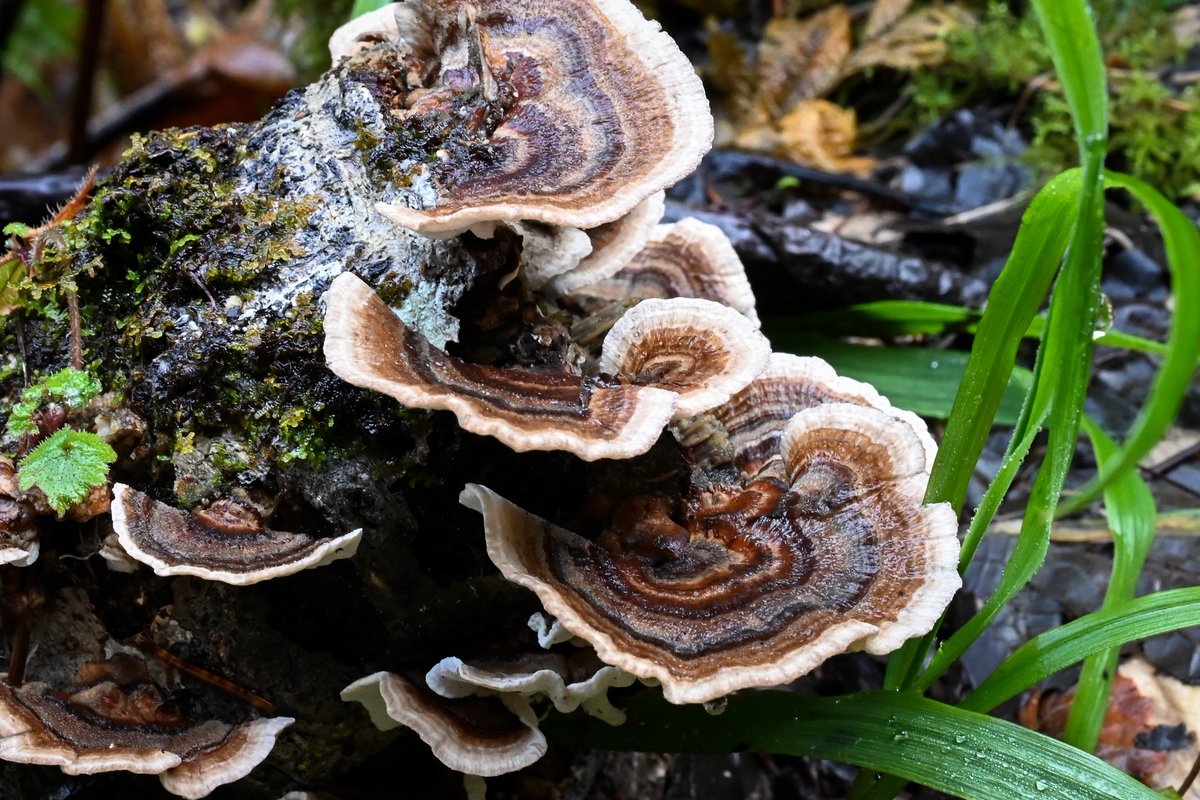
[1178,747,1200,799]
[5,614,30,686]
[704,149,955,216]
[131,633,278,713]
[14,315,28,386]
[1008,72,1055,130]
[66,288,83,369]
[1144,441,1200,480]
[2,570,34,687]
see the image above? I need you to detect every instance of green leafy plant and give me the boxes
[6,367,100,438]
[5,368,113,515]
[17,428,116,515]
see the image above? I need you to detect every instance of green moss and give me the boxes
[5,128,395,488]
[1,68,448,504]
[900,0,1199,198]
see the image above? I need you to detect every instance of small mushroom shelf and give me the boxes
[325,0,961,788]
[0,655,292,799]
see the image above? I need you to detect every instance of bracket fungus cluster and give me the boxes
[0,0,964,794]
[0,655,292,798]
[323,0,961,786]
[461,375,960,704]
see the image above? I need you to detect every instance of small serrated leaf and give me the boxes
[18,429,116,515]
[2,222,32,237]
[6,397,41,438]
[42,367,101,408]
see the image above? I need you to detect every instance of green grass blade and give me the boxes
[923,170,1079,514]
[546,690,1165,800]
[786,300,1167,355]
[915,0,1112,674]
[1063,419,1157,751]
[888,366,1040,692]
[917,155,1105,692]
[1024,316,1172,359]
[1059,172,1200,515]
[1029,1,1108,162]
[865,2,1110,796]
[963,586,1200,713]
[786,300,978,338]
[863,586,1200,800]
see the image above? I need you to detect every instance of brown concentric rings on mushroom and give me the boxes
[359,0,713,235]
[110,484,362,586]
[323,273,769,460]
[541,191,668,295]
[460,397,959,705]
[566,218,761,325]
[709,353,933,480]
[0,656,292,799]
[598,297,770,418]
[322,272,678,460]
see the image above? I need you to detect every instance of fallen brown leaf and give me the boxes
[706,18,757,124]
[757,5,853,115]
[843,6,975,75]
[776,99,875,175]
[1020,657,1200,798]
[862,0,914,41]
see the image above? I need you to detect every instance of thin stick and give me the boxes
[15,316,29,385]
[131,633,278,713]
[66,288,83,369]
[1144,441,1200,479]
[1178,746,1200,798]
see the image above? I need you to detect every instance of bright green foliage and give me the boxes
[17,428,116,515]
[2,222,33,237]
[1063,422,1156,750]
[42,368,102,408]
[6,368,101,438]
[548,689,1167,800]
